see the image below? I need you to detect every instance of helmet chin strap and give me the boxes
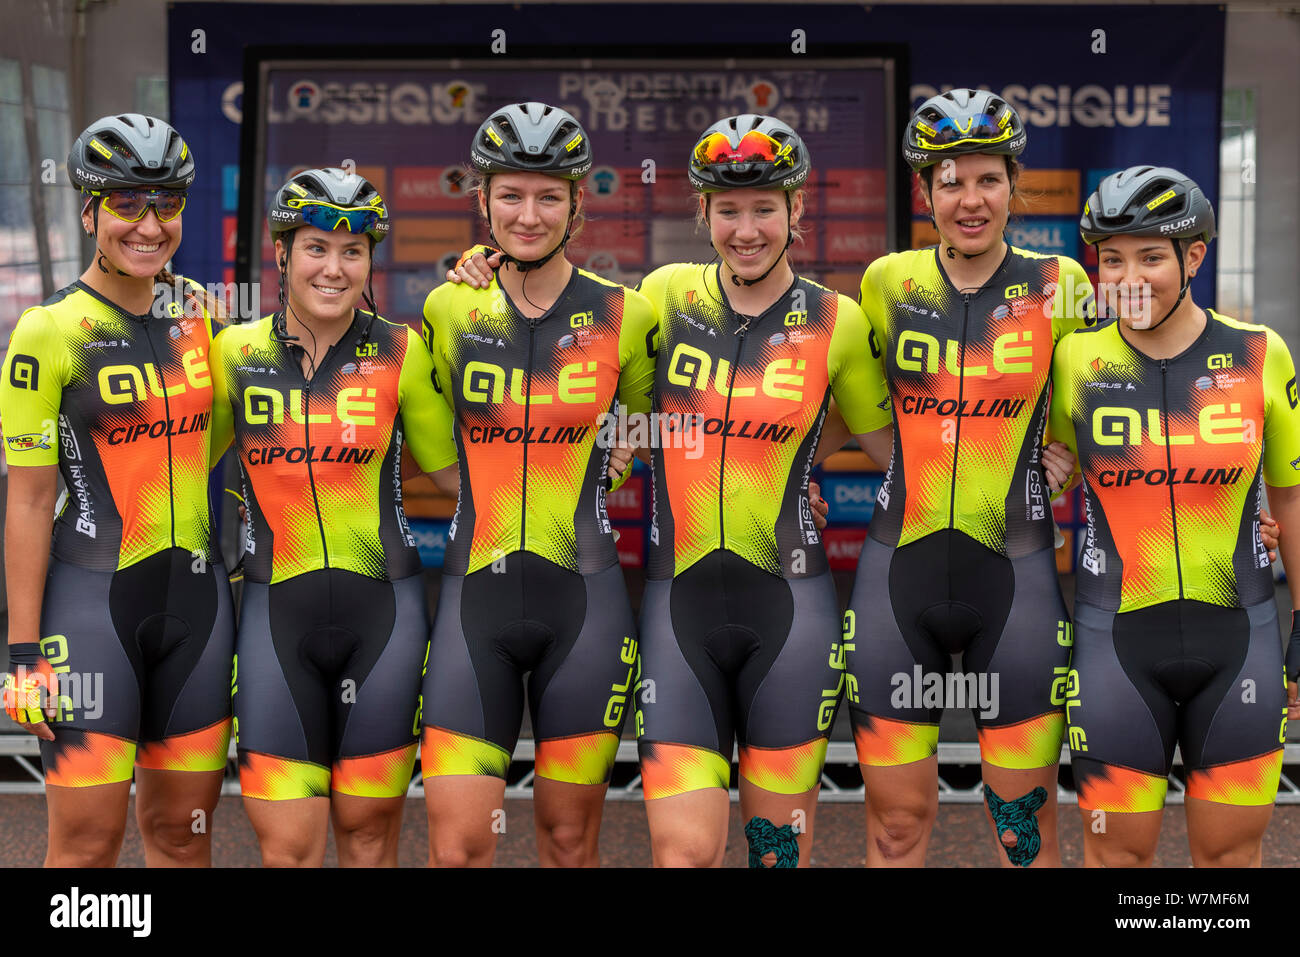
[1093,238,1192,331]
[1141,238,1191,332]
[86,196,131,277]
[728,193,793,288]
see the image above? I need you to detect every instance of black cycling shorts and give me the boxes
[421,552,638,786]
[233,569,427,801]
[635,549,846,799]
[1069,598,1285,811]
[36,549,234,787]
[846,530,1070,770]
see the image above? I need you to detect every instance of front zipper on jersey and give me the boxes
[717,313,752,550]
[139,319,177,547]
[290,332,351,570]
[947,293,972,528]
[1160,358,1185,598]
[519,316,539,554]
[301,378,329,567]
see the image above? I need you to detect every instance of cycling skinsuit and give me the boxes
[1049,309,1300,810]
[0,278,232,785]
[634,263,892,799]
[211,311,456,800]
[419,267,655,785]
[847,246,1094,770]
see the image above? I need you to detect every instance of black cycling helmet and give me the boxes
[1079,165,1215,247]
[68,113,195,193]
[1080,166,1215,331]
[267,167,389,245]
[469,102,592,180]
[688,114,810,193]
[903,89,1027,171]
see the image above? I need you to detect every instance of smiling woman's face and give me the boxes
[277,224,372,324]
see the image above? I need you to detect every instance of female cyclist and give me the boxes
[1,113,232,866]
[419,102,657,867]
[452,113,892,867]
[1050,166,1300,866]
[210,168,459,866]
[632,115,897,868]
[839,89,1093,868]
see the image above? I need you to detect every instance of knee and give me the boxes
[138,809,207,862]
[1193,846,1257,868]
[429,840,489,868]
[259,839,321,867]
[48,826,124,868]
[334,817,395,866]
[539,820,594,867]
[652,833,724,868]
[869,804,935,860]
[1089,842,1154,868]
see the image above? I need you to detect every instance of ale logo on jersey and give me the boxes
[462,360,599,405]
[98,350,210,405]
[1092,404,1253,446]
[1208,353,1233,370]
[8,355,38,391]
[896,330,1034,377]
[667,342,807,402]
[243,385,378,426]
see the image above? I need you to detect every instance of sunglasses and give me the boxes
[97,189,187,224]
[287,198,385,234]
[913,112,1015,151]
[694,130,797,170]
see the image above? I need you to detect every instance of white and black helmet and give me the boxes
[67,113,195,192]
[1080,166,1215,247]
[469,102,592,180]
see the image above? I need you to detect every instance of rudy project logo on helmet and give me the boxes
[570,161,593,177]
[75,168,108,187]
[269,209,296,222]
[1159,217,1198,235]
